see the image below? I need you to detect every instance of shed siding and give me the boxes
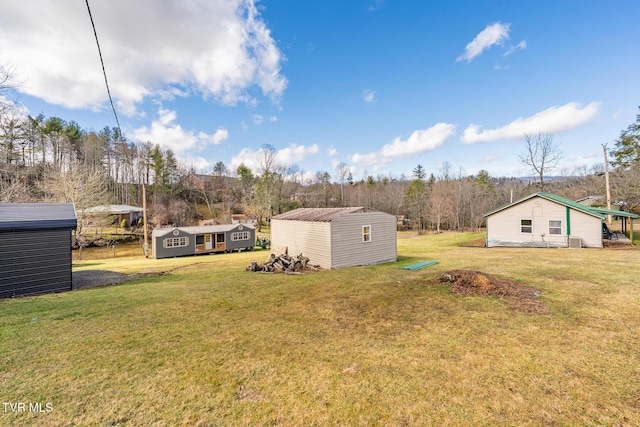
[330,212,397,268]
[271,219,332,268]
[152,229,195,259]
[567,210,602,248]
[487,197,602,248]
[0,229,72,297]
[224,226,256,251]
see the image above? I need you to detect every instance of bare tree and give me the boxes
[0,179,35,202]
[518,133,563,191]
[336,161,349,205]
[0,64,23,117]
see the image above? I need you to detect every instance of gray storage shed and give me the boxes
[0,203,77,298]
[271,207,397,269]
[152,223,255,259]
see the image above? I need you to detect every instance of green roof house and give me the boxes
[483,192,639,248]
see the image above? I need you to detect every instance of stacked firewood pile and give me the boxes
[246,253,320,274]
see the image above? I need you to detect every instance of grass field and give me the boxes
[1,232,640,426]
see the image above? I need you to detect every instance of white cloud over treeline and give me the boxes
[0,0,287,113]
[461,102,601,143]
[350,123,456,167]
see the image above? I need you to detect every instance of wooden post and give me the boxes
[143,183,149,258]
[603,144,612,226]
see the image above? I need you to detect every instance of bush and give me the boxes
[120,219,129,229]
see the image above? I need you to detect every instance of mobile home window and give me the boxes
[363,225,371,242]
[164,237,189,248]
[549,220,562,235]
[520,219,532,233]
[231,231,250,241]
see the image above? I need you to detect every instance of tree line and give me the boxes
[2,65,640,234]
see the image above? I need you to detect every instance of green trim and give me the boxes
[485,219,489,247]
[484,192,640,220]
[566,206,571,236]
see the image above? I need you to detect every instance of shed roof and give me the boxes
[153,223,253,237]
[0,203,77,230]
[81,204,144,214]
[483,192,640,220]
[272,207,370,222]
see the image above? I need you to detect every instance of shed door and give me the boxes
[216,233,225,251]
[205,234,213,250]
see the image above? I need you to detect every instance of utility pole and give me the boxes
[602,144,612,226]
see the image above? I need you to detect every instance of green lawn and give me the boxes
[1,232,640,426]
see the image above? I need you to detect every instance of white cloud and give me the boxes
[277,144,320,165]
[363,89,376,104]
[350,152,382,167]
[0,0,287,112]
[350,123,456,167]
[229,144,320,173]
[461,102,601,144]
[132,107,228,154]
[368,0,385,12]
[327,147,337,156]
[457,22,510,62]
[481,154,499,163]
[229,147,259,172]
[504,40,527,57]
[253,114,264,125]
[182,156,213,172]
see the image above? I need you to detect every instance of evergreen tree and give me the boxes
[610,106,640,168]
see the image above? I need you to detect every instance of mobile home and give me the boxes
[152,224,255,259]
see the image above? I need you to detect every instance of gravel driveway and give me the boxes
[72,270,129,290]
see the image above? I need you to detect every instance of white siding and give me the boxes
[567,210,602,248]
[271,210,397,269]
[330,212,397,268]
[487,196,603,248]
[271,219,332,268]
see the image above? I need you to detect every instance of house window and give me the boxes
[521,219,532,233]
[231,231,250,241]
[363,225,371,242]
[549,220,562,235]
[164,237,189,248]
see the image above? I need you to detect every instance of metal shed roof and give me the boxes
[483,192,640,220]
[272,207,370,222]
[0,203,77,230]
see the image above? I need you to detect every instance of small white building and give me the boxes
[81,204,144,225]
[271,207,397,269]
[484,192,638,248]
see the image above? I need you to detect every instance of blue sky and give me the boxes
[2,0,640,181]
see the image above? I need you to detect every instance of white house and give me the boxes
[484,192,639,248]
[271,207,397,269]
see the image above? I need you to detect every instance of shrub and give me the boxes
[120,219,129,229]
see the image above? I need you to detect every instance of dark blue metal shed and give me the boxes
[0,203,77,298]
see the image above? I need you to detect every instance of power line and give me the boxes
[85,0,121,133]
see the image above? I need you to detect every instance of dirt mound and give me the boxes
[437,270,550,315]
